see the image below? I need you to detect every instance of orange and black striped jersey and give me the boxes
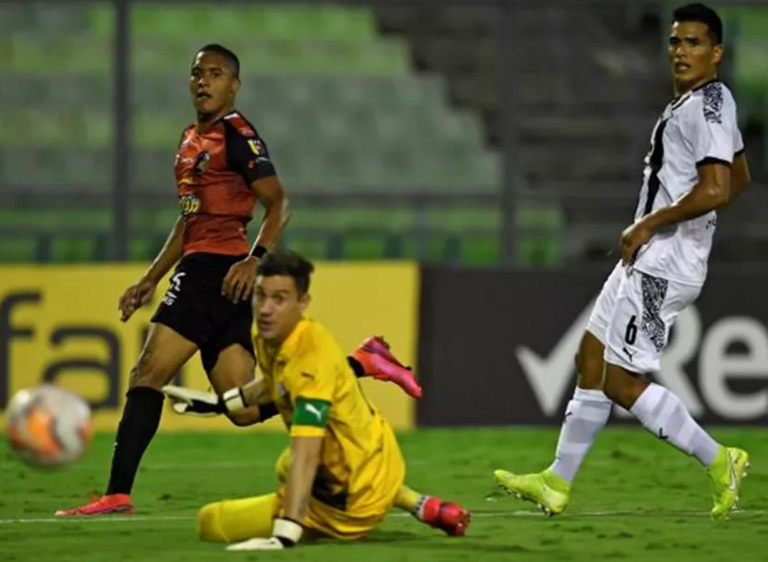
[174,111,276,257]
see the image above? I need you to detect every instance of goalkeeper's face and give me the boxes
[254,274,310,344]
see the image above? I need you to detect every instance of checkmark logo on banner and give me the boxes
[515,298,596,417]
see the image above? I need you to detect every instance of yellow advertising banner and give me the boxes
[0,262,418,433]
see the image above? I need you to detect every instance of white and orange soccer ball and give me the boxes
[5,384,93,468]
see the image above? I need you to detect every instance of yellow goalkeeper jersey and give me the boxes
[255,318,404,515]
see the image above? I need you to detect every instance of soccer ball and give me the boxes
[5,384,93,468]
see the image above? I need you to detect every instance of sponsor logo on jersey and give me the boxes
[193,151,211,176]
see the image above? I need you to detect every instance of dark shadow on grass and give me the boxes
[320,538,533,555]
[475,499,766,520]
[306,530,533,555]
[280,527,525,555]
[401,542,535,555]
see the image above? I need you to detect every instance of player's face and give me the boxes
[190,51,240,118]
[668,21,723,93]
[254,275,310,344]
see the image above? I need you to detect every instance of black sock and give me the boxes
[105,387,164,496]
[347,356,365,378]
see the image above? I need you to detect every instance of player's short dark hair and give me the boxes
[195,43,240,78]
[257,251,315,295]
[673,3,723,45]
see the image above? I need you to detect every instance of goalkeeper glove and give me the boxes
[161,385,247,416]
[225,518,302,551]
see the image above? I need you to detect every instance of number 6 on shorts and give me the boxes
[624,315,638,345]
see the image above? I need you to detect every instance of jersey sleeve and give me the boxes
[284,350,337,439]
[225,124,277,185]
[734,123,745,158]
[684,86,741,167]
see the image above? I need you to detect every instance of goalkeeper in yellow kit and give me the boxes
[163,251,470,551]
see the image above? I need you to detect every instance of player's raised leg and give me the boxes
[56,323,198,516]
[350,336,422,399]
[602,270,749,522]
[494,263,621,515]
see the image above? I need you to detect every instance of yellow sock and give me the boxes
[395,485,428,518]
[197,493,278,544]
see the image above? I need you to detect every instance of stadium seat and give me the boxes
[128,37,410,76]
[0,210,110,230]
[121,4,379,41]
[0,238,38,263]
[50,236,106,263]
[514,206,564,266]
[0,4,33,33]
[31,4,89,33]
[4,33,110,74]
[133,113,186,150]
[720,8,768,106]
[1,146,113,190]
[0,206,538,265]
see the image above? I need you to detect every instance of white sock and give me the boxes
[549,387,612,483]
[630,383,720,467]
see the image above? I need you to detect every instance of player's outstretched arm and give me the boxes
[222,175,291,303]
[118,217,186,321]
[238,376,269,407]
[161,382,279,424]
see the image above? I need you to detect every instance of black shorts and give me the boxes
[151,252,255,374]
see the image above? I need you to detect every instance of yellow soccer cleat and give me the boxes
[493,468,570,517]
[707,446,750,523]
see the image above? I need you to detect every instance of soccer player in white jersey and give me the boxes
[494,3,752,523]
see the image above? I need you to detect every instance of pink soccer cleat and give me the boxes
[352,336,423,399]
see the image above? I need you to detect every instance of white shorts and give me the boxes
[585,262,701,374]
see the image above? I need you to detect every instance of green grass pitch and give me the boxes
[0,427,766,561]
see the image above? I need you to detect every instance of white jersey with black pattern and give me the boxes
[631,79,744,288]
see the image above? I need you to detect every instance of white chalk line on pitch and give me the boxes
[0,509,764,525]
[0,459,430,472]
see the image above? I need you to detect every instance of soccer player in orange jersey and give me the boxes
[56,45,420,517]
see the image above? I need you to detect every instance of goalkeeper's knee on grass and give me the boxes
[197,502,229,543]
[197,495,278,543]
